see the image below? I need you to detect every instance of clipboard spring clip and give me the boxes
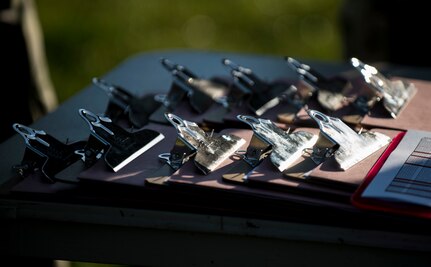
[78,108,115,165]
[79,109,114,141]
[79,108,164,172]
[157,113,199,171]
[307,109,391,170]
[165,113,213,151]
[14,123,50,148]
[12,123,87,182]
[237,115,317,172]
[351,57,417,118]
[92,77,161,129]
[92,77,131,112]
[155,58,230,114]
[223,58,301,116]
[163,113,245,174]
[286,57,351,112]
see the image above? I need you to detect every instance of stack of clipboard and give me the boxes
[10,56,431,224]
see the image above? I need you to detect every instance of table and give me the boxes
[1,50,431,266]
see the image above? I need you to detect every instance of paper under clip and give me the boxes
[92,77,161,128]
[13,123,87,183]
[162,113,245,175]
[79,109,164,172]
[222,58,300,116]
[286,57,351,111]
[155,58,229,114]
[308,109,391,170]
[351,57,417,118]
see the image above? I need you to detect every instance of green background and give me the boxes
[37,0,343,104]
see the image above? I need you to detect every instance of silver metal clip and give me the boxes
[286,57,350,111]
[79,109,164,172]
[164,113,245,174]
[79,109,114,141]
[93,77,161,128]
[13,123,87,183]
[308,109,391,170]
[286,57,319,91]
[92,77,131,111]
[237,115,317,171]
[13,123,50,148]
[160,58,228,114]
[351,57,417,118]
[223,58,299,115]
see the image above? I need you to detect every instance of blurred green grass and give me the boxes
[37,0,343,104]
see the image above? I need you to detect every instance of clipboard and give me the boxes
[360,78,431,131]
[351,131,431,219]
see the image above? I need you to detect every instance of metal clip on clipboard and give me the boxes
[13,123,87,183]
[307,109,391,170]
[222,115,317,183]
[222,58,300,116]
[146,113,245,185]
[150,58,230,124]
[79,109,164,172]
[92,77,161,128]
[351,57,417,118]
[286,57,352,112]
